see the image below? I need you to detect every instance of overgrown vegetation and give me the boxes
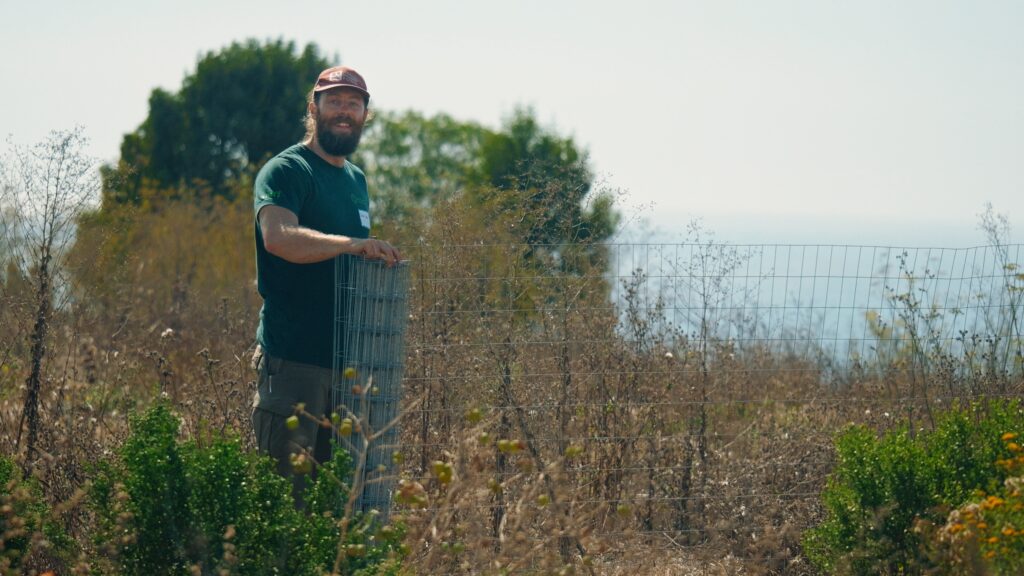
[1,38,1022,574]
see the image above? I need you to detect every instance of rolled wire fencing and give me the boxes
[388,241,1024,563]
[333,255,411,519]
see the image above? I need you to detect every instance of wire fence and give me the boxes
[334,256,411,519]
[608,243,1024,370]
[341,242,1024,567]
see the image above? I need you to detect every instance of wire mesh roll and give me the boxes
[333,255,410,520]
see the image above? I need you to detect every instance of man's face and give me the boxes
[313,88,368,157]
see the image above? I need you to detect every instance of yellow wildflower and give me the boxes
[983,496,1005,510]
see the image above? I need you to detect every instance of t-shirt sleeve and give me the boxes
[253,157,309,217]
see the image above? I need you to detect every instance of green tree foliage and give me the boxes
[355,110,488,226]
[103,39,330,206]
[469,107,617,247]
[358,106,618,251]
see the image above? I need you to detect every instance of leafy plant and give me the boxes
[90,402,404,574]
[0,456,75,573]
[931,431,1024,574]
[804,400,1024,574]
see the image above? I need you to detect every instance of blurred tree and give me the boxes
[460,108,619,280]
[358,107,618,249]
[470,107,617,247]
[102,38,330,206]
[354,110,489,226]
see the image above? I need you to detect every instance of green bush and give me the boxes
[0,456,74,573]
[803,400,1024,574]
[926,431,1024,575]
[90,402,405,575]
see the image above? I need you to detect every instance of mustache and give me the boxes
[322,112,360,125]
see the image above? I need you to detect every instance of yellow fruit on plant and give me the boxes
[432,461,454,485]
[487,478,503,494]
[396,479,428,508]
[339,418,353,437]
[346,544,366,557]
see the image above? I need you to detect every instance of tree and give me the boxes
[0,128,100,460]
[470,107,618,247]
[102,38,331,206]
[354,110,489,225]
[356,107,618,249]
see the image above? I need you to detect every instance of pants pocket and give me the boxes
[253,356,289,414]
[253,356,329,418]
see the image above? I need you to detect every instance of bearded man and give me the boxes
[250,66,401,506]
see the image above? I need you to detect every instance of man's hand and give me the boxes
[349,238,402,266]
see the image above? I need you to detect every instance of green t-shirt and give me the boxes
[253,144,370,368]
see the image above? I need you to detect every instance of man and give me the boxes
[251,65,401,506]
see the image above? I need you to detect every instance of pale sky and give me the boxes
[2,0,1022,246]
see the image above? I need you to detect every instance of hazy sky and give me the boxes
[2,0,1022,246]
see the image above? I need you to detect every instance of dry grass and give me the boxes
[0,189,1020,574]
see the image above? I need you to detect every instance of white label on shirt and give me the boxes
[359,210,371,229]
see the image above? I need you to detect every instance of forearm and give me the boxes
[259,205,400,265]
[266,224,358,264]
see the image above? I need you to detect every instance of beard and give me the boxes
[315,111,364,157]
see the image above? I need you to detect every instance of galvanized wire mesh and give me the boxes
[394,241,1024,555]
[606,243,1024,375]
[333,255,411,518]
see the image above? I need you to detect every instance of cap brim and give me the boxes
[314,83,370,98]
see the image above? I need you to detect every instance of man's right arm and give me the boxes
[259,205,401,265]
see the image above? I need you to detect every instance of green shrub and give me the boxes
[803,400,1024,574]
[0,456,74,573]
[90,402,405,574]
[926,432,1024,574]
